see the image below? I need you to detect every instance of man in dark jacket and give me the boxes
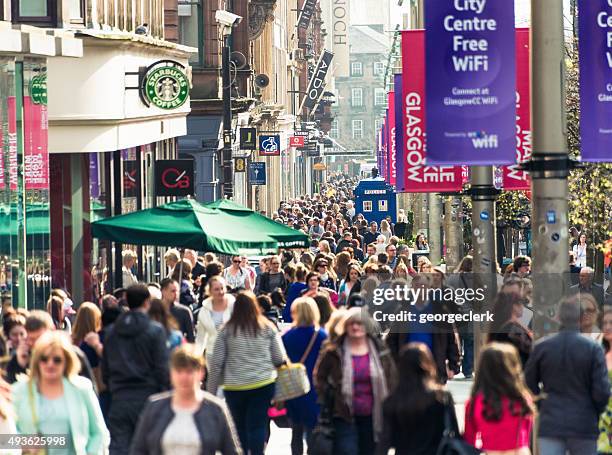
[102,284,170,455]
[524,294,610,454]
[160,278,195,342]
[570,266,606,308]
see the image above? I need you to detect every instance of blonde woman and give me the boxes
[12,331,109,454]
[380,220,393,243]
[195,276,235,361]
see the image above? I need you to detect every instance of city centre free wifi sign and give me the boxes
[155,160,194,196]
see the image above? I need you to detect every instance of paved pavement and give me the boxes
[265,375,474,454]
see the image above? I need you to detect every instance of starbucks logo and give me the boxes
[143,65,189,110]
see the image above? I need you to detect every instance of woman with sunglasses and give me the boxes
[12,331,109,454]
[224,256,252,292]
[314,260,336,292]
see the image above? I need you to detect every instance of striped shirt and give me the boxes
[207,323,285,394]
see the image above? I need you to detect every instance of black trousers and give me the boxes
[108,398,147,455]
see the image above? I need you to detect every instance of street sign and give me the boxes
[240,128,257,150]
[249,162,266,185]
[155,160,194,196]
[234,157,246,172]
[289,136,305,147]
[259,135,281,156]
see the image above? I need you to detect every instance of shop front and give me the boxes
[47,32,194,304]
[0,24,82,309]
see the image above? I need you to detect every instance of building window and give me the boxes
[363,201,373,212]
[330,119,339,139]
[178,2,204,65]
[379,200,388,212]
[374,62,385,76]
[351,88,363,107]
[12,0,55,24]
[352,120,363,139]
[375,88,386,106]
[68,0,84,21]
[351,61,363,77]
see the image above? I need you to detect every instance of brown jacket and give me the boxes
[313,335,397,423]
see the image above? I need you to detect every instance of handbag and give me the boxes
[308,378,335,455]
[436,397,482,455]
[274,330,318,402]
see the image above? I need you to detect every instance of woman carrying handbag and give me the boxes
[463,343,535,455]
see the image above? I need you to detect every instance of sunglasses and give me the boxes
[40,355,63,365]
[233,260,241,263]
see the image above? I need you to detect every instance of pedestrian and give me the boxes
[282,298,328,455]
[122,250,138,287]
[362,222,379,248]
[314,259,337,291]
[207,291,285,455]
[314,308,396,455]
[598,307,612,454]
[195,276,235,363]
[47,290,73,332]
[255,255,288,295]
[164,249,181,277]
[149,298,184,350]
[377,342,459,455]
[415,234,428,251]
[72,301,105,393]
[2,312,26,354]
[338,263,362,307]
[488,291,533,366]
[224,255,252,292]
[571,267,606,309]
[130,344,242,455]
[525,294,610,454]
[12,331,109,453]
[464,343,535,454]
[160,278,195,342]
[579,294,602,342]
[284,264,309,323]
[334,252,352,287]
[302,271,322,298]
[380,220,393,243]
[102,284,170,454]
[171,260,197,308]
[572,233,589,268]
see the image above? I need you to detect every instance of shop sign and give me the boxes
[30,73,47,105]
[289,136,305,147]
[249,162,266,185]
[234,157,246,172]
[297,0,318,29]
[578,0,612,162]
[8,97,18,191]
[240,128,257,150]
[23,96,49,190]
[301,50,334,111]
[155,160,194,196]
[259,135,281,156]
[141,61,189,110]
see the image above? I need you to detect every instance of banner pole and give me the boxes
[530,0,569,339]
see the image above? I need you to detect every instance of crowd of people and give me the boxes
[0,174,609,455]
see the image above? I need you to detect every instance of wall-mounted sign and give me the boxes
[297,0,318,29]
[30,73,47,105]
[301,50,334,111]
[259,135,281,156]
[249,162,266,185]
[155,160,194,196]
[240,128,257,150]
[140,60,189,110]
[234,157,246,172]
[289,136,305,147]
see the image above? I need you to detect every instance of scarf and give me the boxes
[341,337,389,441]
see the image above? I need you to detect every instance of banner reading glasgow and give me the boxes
[425,0,516,165]
[579,0,612,162]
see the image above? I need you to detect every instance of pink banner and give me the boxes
[23,96,49,190]
[8,97,18,191]
[502,28,531,190]
[388,91,397,187]
[0,102,4,189]
[400,30,463,193]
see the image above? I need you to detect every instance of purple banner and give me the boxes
[425,0,516,165]
[579,0,612,162]
[394,75,405,191]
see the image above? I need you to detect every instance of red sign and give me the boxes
[502,28,531,190]
[388,91,397,187]
[400,31,463,193]
[23,96,50,190]
[289,136,305,147]
[8,97,18,191]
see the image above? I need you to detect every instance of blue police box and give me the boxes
[354,177,397,225]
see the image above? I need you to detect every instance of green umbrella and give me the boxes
[90,198,281,255]
[204,199,309,249]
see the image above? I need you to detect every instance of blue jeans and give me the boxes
[333,416,375,455]
[224,383,275,455]
[538,437,597,455]
[460,331,474,377]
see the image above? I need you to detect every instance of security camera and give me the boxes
[215,10,243,27]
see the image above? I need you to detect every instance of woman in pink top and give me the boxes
[464,343,535,455]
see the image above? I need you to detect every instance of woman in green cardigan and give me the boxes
[12,331,109,455]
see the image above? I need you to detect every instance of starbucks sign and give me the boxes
[141,61,189,110]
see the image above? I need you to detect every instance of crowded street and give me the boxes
[1,0,612,454]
